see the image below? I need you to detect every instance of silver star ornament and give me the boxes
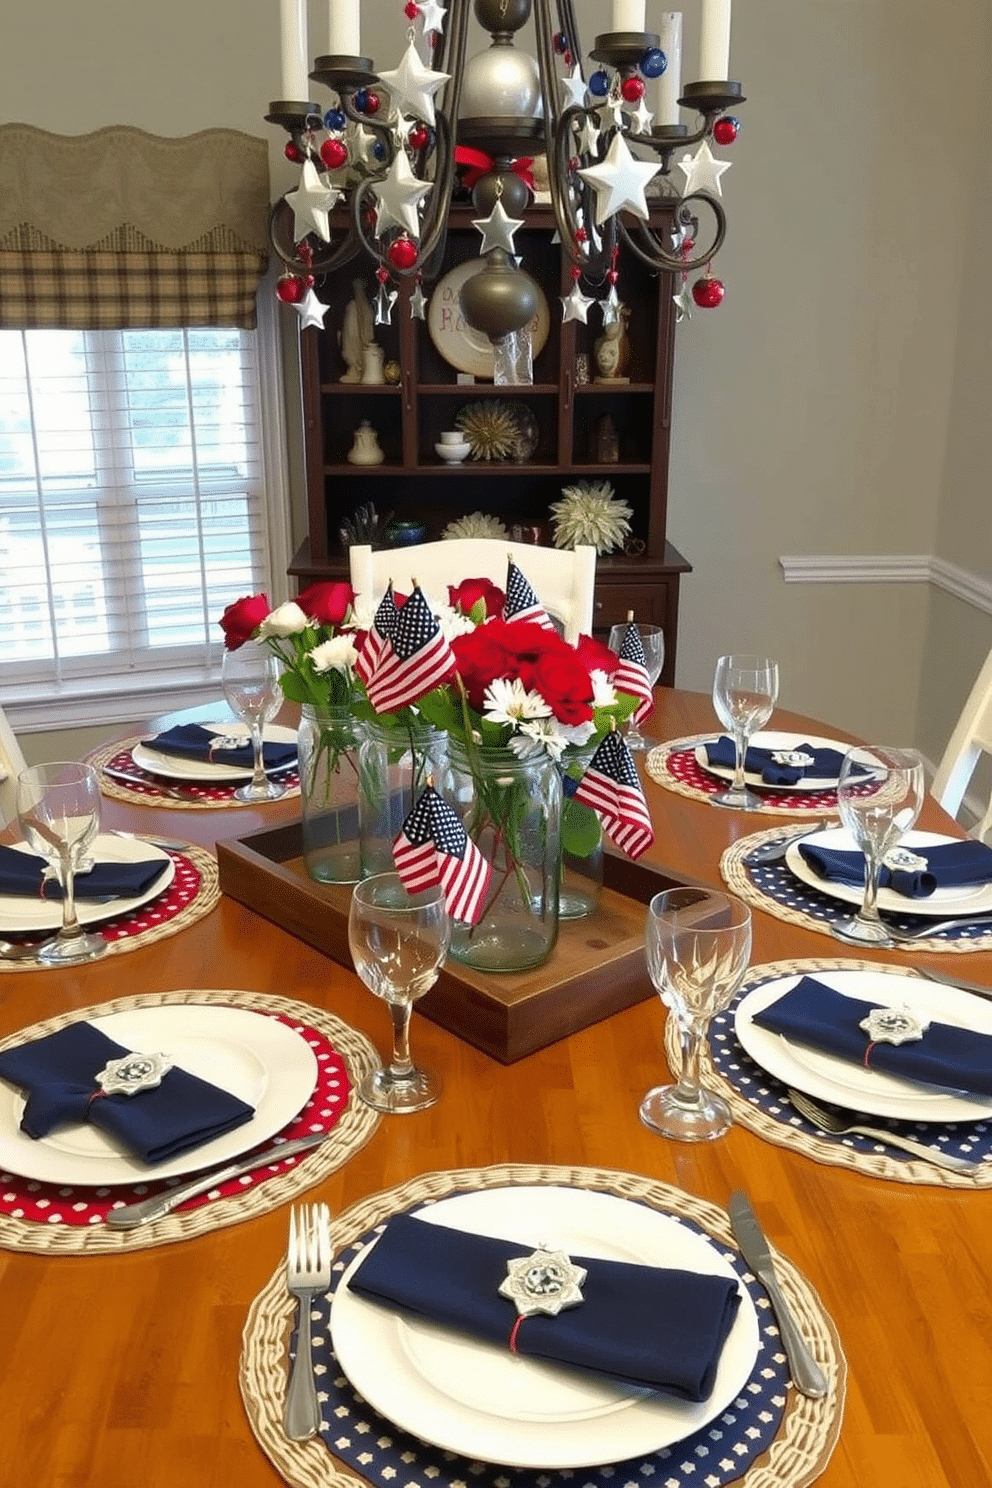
[673,282,693,323]
[286,158,341,243]
[578,132,660,225]
[374,149,433,237]
[418,0,446,33]
[498,1246,588,1318]
[377,41,451,127]
[559,65,587,110]
[472,198,524,254]
[677,140,732,197]
[375,283,399,325]
[561,281,595,324]
[409,281,428,319]
[295,287,329,329]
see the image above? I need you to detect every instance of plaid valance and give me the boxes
[0,125,271,329]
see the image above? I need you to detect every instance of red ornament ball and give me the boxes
[404,0,420,16]
[691,275,725,309]
[362,90,381,115]
[284,141,303,163]
[303,274,316,288]
[620,76,645,103]
[319,137,348,169]
[275,274,306,304]
[388,236,419,270]
[408,123,431,151]
[713,115,740,145]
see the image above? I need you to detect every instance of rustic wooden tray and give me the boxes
[216,822,681,1063]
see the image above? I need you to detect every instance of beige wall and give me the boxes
[4,0,992,766]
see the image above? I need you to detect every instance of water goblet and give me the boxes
[640,887,752,1142]
[608,622,665,752]
[16,761,107,965]
[348,872,451,1113]
[832,744,925,947]
[221,642,286,803]
[710,654,780,808]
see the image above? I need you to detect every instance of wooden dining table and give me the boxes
[1,689,989,1488]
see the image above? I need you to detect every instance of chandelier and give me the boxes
[266,0,744,338]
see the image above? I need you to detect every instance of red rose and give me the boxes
[451,627,515,710]
[296,580,355,627]
[219,593,270,650]
[575,632,621,676]
[449,577,505,618]
[525,648,594,725]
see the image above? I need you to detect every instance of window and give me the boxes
[0,319,283,721]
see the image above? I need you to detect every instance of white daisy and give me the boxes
[557,719,597,748]
[482,677,550,726]
[512,717,571,760]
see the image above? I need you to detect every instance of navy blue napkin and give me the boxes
[148,723,297,771]
[705,736,847,786]
[797,838,992,898]
[0,842,168,901]
[752,975,992,1097]
[347,1211,741,1401]
[0,1021,256,1164]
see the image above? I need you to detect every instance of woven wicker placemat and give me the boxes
[0,989,380,1254]
[666,957,992,1189]
[87,736,301,810]
[240,1163,845,1488]
[645,740,840,816]
[721,826,992,954]
[0,844,221,974]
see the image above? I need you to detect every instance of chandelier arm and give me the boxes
[268,197,364,276]
[618,192,726,274]
[555,0,586,75]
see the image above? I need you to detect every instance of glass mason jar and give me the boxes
[358,716,448,879]
[440,740,561,973]
[298,703,362,885]
[559,742,604,919]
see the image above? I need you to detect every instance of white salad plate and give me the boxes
[695,730,849,792]
[0,834,174,935]
[785,827,992,918]
[132,722,298,782]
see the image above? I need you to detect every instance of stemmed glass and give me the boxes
[640,887,752,1142]
[710,654,780,808]
[348,872,451,1113]
[833,744,925,947]
[16,761,107,965]
[221,642,287,803]
[608,622,665,752]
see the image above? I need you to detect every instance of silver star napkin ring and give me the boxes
[499,1246,587,1318]
[859,1006,930,1046]
[95,1051,173,1097]
[208,734,244,756]
[882,847,928,872]
[771,750,815,768]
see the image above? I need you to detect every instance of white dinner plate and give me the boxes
[0,834,174,935]
[695,730,849,792]
[0,1003,319,1185]
[331,1185,759,1470]
[132,722,298,783]
[734,969,992,1121]
[785,827,992,917]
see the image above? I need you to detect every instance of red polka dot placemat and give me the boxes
[0,990,380,1253]
[86,737,301,809]
[646,738,840,815]
[0,844,220,972]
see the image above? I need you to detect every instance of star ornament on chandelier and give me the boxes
[409,280,428,319]
[375,282,399,325]
[673,281,694,323]
[472,198,524,255]
[600,282,622,327]
[374,149,433,237]
[561,279,595,324]
[418,0,446,33]
[377,41,451,127]
[559,65,587,110]
[677,140,732,198]
[286,158,341,243]
[578,132,660,226]
[294,287,329,329]
[626,95,655,136]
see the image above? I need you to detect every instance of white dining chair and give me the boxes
[0,705,28,829]
[931,644,992,841]
[348,539,597,644]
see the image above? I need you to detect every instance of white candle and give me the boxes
[279,0,309,98]
[329,0,361,54]
[699,0,732,79]
[656,11,683,126]
[612,0,646,30]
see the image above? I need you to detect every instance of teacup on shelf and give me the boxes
[436,430,471,464]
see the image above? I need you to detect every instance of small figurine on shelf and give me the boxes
[347,419,384,465]
[361,343,385,385]
[593,305,632,384]
[339,279,375,383]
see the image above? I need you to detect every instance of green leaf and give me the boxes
[561,798,603,858]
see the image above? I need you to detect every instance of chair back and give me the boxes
[348,539,597,644]
[0,706,28,829]
[932,644,992,841]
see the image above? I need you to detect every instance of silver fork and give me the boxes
[885,911,992,941]
[787,1087,980,1174]
[284,1202,332,1441]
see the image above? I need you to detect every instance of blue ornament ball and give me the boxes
[323,107,346,131]
[553,31,569,54]
[372,139,388,161]
[354,87,370,112]
[640,47,667,79]
[589,69,610,97]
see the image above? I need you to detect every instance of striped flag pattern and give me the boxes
[502,560,556,631]
[573,730,655,860]
[393,786,493,924]
[361,585,456,714]
[355,585,401,688]
[612,621,655,726]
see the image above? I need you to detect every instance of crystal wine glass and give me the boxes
[16,761,107,965]
[833,744,925,947]
[710,654,780,808]
[348,872,451,1113]
[640,887,752,1142]
[221,642,286,803]
[608,622,665,752]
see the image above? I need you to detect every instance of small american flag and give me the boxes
[362,585,456,714]
[393,786,493,924]
[355,585,400,687]
[573,730,655,860]
[612,621,655,726]
[503,560,556,631]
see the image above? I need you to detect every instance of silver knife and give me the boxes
[101,766,192,801]
[915,966,992,1002]
[727,1191,829,1399]
[104,1131,328,1230]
